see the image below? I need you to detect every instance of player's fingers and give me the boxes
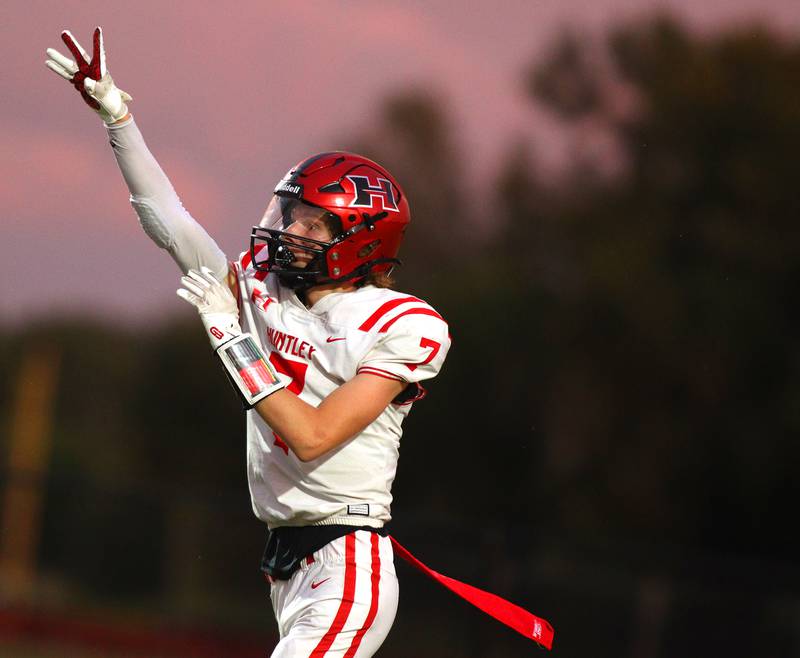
[120,89,133,102]
[45,59,75,81]
[199,266,223,286]
[181,270,206,293]
[179,280,206,300]
[46,48,78,74]
[98,27,108,77]
[187,268,214,289]
[84,77,96,94]
[61,30,89,66]
[91,26,103,79]
[177,288,203,307]
[181,273,209,296]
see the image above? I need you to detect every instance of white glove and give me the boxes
[178,267,285,407]
[45,27,132,124]
[177,267,242,350]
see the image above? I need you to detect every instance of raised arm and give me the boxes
[45,27,228,280]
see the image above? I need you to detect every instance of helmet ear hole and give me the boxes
[358,240,381,259]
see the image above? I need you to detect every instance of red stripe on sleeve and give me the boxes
[378,308,444,333]
[356,367,406,383]
[343,533,381,658]
[310,533,357,657]
[358,297,425,331]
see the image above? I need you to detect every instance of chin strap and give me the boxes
[276,257,401,292]
[274,258,400,294]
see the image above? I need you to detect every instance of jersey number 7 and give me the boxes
[406,337,441,371]
[268,352,308,455]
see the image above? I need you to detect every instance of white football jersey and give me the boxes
[233,251,450,530]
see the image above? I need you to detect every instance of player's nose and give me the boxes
[284,222,310,240]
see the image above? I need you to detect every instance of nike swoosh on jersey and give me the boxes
[310,578,331,589]
[326,336,346,343]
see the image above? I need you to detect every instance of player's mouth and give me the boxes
[286,246,312,267]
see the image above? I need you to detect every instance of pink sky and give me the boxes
[2,0,799,326]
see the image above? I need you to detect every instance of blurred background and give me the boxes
[1,1,799,656]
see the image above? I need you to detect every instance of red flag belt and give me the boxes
[389,536,554,650]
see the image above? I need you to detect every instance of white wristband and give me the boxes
[216,334,286,407]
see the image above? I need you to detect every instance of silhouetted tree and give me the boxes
[516,15,800,562]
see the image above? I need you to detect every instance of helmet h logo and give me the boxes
[346,175,399,212]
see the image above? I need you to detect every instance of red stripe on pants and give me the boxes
[309,533,357,657]
[343,533,381,657]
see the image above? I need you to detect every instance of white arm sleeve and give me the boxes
[105,116,228,279]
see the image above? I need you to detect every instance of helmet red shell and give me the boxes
[251,152,410,288]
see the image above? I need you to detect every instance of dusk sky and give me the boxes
[2,0,799,326]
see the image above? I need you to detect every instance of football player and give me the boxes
[47,27,449,657]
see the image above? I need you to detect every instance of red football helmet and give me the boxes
[250,151,411,290]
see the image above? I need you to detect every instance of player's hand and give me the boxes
[45,27,132,124]
[177,267,243,350]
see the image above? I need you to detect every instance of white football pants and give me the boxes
[269,530,399,657]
